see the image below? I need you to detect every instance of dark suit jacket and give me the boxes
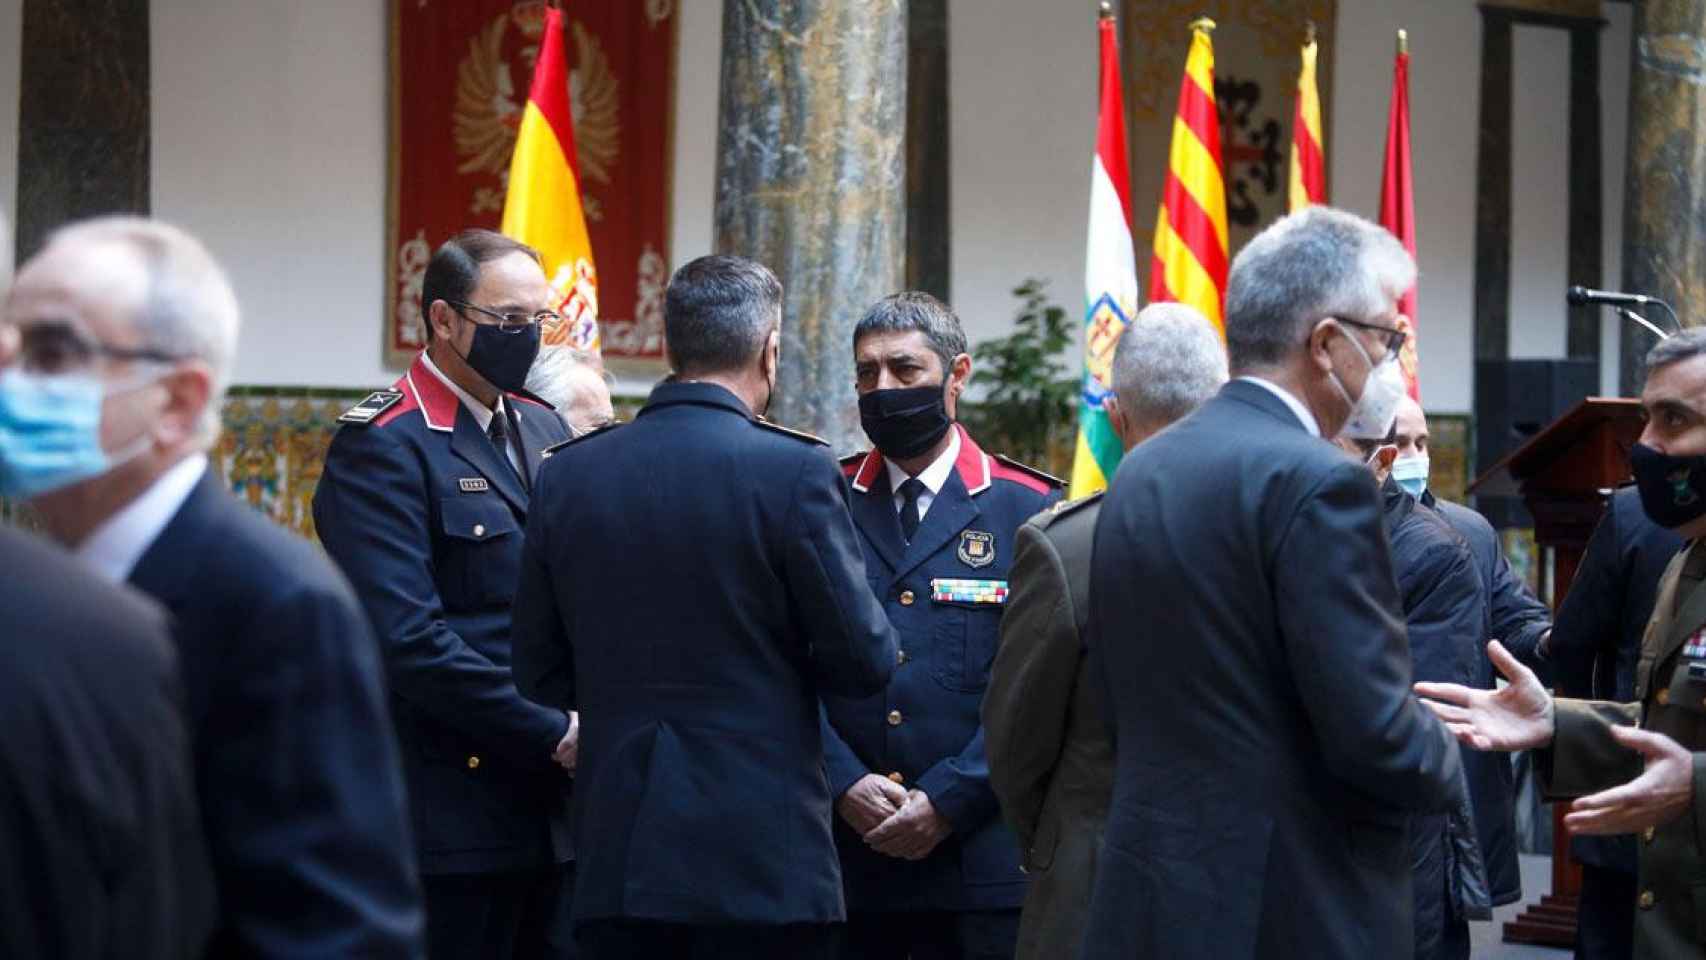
[314,354,574,877]
[1550,486,1683,874]
[130,469,423,957]
[984,493,1110,960]
[825,426,1062,912]
[1418,491,1539,906]
[1082,380,1461,960]
[511,381,897,926]
[0,526,214,960]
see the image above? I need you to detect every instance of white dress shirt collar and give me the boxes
[885,426,961,522]
[419,351,504,432]
[1238,376,1321,438]
[76,453,208,583]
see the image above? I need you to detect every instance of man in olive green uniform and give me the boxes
[983,303,1226,960]
[1417,330,1706,958]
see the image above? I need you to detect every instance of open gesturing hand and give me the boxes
[1564,725,1694,836]
[1414,640,1555,752]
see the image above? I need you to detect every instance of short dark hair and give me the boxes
[663,255,782,375]
[853,292,968,377]
[420,229,541,341]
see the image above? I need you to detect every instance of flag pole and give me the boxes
[1398,28,1408,56]
[1305,20,1316,46]
[1098,1,1113,20]
[1190,16,1216,34]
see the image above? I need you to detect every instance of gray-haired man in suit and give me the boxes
[984,301,1226,960]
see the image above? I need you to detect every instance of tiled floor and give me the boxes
[1470,854,1573,958]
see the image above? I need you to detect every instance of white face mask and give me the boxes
[1391,455,1430,498]
[1328,324,1406,440]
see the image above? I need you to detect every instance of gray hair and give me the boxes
[525,345,613,408]
[48,217,239,449]
[1224,206,1416,372]
[1645,327,1706,372]
[664,255,781,375]
[1111,302,1228,424]
[853,292,968,377]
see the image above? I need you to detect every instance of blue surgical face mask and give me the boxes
[0,369,154,499]
[1391,454,1430,498]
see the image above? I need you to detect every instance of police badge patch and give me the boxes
[958,530,995,569]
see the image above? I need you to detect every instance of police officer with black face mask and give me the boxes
[1418,327,1706,959]
[825,292,1064,960]
[314,229,578,960]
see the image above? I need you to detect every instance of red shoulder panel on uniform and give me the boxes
[372,372,420,428]
[844,449,882,491]
[989,453,1063,495]
[401,355,460,432]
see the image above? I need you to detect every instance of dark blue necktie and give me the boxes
[898,477,924,544]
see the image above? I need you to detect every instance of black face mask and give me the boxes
[1631,442,1706,529]
[859,384,952,460]
[458,317,542,394]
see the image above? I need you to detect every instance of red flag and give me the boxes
[1380,30,1420,399]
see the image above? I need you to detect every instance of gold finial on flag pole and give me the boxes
[1099,1,1114,20]
[1190,16,1216,34]
[1398,28,1408,56]
[1305,20,1317,47]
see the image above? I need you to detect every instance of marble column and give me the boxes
[906,0,950,302]
[15,0,150,263]
[714,0,907,453]
[1621,0,1706,393]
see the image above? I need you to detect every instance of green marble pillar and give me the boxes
[714,0,907,453]
[1621,0,1706,392]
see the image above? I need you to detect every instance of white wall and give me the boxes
[1,0,1633,409]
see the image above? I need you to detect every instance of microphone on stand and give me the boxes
[1566,285,1681,334]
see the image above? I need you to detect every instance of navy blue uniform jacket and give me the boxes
[1422,488,1553,905]
[313,354,574,877]
[132,470,423,957]
[510,381,898,926]
[825,424,1062,913]
[1081,381,1460,960]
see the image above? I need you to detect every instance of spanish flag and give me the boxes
[1070,5,1140,498]
[1288,25,1326,212]
[502,4,600,354]
[1381,30,1420,399]
[1150,18,1228,336]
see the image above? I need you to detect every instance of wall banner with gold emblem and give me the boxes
[1121,1,1335,266]
[386,0,676,367]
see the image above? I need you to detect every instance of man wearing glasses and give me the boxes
[1081,207,1462,958]
[315,229,578,958]
[1,216,423,956]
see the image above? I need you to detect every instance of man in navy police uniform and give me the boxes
[511,254,898,959]
[314,229,578,959]
[825,291,1064,959]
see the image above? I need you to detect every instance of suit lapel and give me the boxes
[1637,547,1690,697]
[849,470,906,576]
[449,405,528,515]
[893,470,980,582]
[129,473,218,608]
[511,402,550,487]
[1659,542,1706,667]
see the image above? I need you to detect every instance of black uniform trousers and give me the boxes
[840,910,1021,960]
[1575,864,1636,960]
[579,920,835,959]
[423,862,576,959]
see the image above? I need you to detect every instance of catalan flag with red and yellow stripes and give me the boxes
[1150,18,1228,335]
[501,4,600,354]
[1288,27,1326,212]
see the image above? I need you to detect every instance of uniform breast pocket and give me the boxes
[1663,658,1706,716]
[930,603,1003,693]
[437,496,522,609]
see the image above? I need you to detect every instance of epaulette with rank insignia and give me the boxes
[752,417,828,447]
[992,453,1065,490]
[541,420,623,459]
[338,390,404,426]
[1031,490,1103,530]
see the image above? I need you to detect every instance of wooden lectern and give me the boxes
[1468,397,1647,947]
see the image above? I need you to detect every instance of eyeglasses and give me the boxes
[1336,318,1408,362]
[7,320,187,376]
[449,301,562,334]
